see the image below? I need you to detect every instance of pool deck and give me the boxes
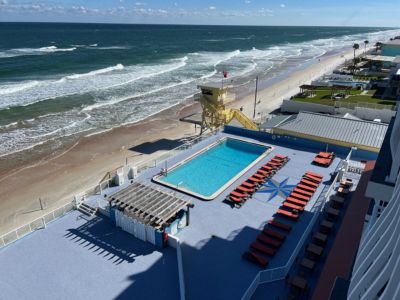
[0,132,343,300]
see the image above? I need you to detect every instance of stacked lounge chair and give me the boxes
[312,151,335,167]
[226,154,289,207]
[243,219,292,268]
[244,170,323,269]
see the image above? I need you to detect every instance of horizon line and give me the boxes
[0,21,397,29]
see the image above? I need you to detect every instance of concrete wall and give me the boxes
[281,100,335,114]
[281,99,396,123]
[337,107,396,123]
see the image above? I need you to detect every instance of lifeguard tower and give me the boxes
[195,83,258,133]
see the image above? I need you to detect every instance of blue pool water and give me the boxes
[158,138,268,198]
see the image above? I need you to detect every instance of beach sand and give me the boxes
[0,47,356,235]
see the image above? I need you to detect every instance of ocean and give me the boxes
[0,23,399,163]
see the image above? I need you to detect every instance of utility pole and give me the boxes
[253,76,258,119]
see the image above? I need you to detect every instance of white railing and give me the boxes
[0,201,75,249]
[128,131,218,175]
[241,170,341,299]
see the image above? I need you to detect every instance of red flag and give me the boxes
[223,70,228,78]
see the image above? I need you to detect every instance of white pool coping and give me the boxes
[152,137,273,201]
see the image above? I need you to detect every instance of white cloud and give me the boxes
[258,8,274,17]
[245,0,251,3]
[280,4,286,8]
[209,6,216,10]
[135,2,146,6]
[0,0,8,5]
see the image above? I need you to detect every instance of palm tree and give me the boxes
[353,43,360,71]
[375,42,382,52]
[364,40,369,55]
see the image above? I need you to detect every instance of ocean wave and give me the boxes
[0,46,77,58]
[0,56,189,110]
[91,46,129,50]
[0,81,40,95]
[82,77,194,112]
[63,64,125,80]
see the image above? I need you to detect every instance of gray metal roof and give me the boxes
[274,111,389,149]
[259,115,294,130]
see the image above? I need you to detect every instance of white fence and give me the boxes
[0,201,74,249]
[241,169,341,300]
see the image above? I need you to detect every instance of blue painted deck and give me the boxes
[0,211,179,300]
[0,131,343,300]
[138,132,341,299]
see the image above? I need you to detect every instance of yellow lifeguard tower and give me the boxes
[196,83,258,133]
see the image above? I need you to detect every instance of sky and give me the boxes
[0,0,399,27]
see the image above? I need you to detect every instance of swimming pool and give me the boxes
[153,137,270,200]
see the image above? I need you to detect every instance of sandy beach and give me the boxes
[0,47,356,235]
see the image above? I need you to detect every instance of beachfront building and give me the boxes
[0,115,388,299]
[381,39,400,57]
[270,111,388,153]
[346,107,400,300]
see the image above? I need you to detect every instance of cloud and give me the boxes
[208,6,216,10]
[245,0,251,3]
[135,2,146,6]
[258,8,274,17]
[280,4,286,8]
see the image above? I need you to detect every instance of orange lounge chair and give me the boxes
[261,165,275,171]
[248,176,265,183]
[230,190,248,199]
[242,251,268,268]
[262,228,286,240]
[257,234,282,248]
[257,169,271,176]
[268,219,292,232]
[293,188,313,197]
[303,174,322,183]
[253,173,267,180]
[282,202,304,211]
[251,241,276,256]
[267,161,282,168]
[237,185,255,194]
[318,152,335,159]
[300,179,319,188]
[274,154,289,161]
[297,184,317,193]
[313,157,332,167]
[277,209,299,220]
[290,192,311,201]
[228,195,245,204]
[271,158,285,164]
[306,171,323,179]
[286,197,307,206]
[242,181,256,189]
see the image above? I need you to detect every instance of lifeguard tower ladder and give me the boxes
[196,83,258,133]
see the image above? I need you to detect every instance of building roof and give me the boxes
[109,182,191,228]
[365,55,397,62]
[383,39,400,46]
[259,115,294,130]
[273,112,388,151]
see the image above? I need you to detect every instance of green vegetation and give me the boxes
[292,87,397,108]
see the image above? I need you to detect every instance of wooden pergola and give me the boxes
[299,84,318,97]
[109,182,192,229]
